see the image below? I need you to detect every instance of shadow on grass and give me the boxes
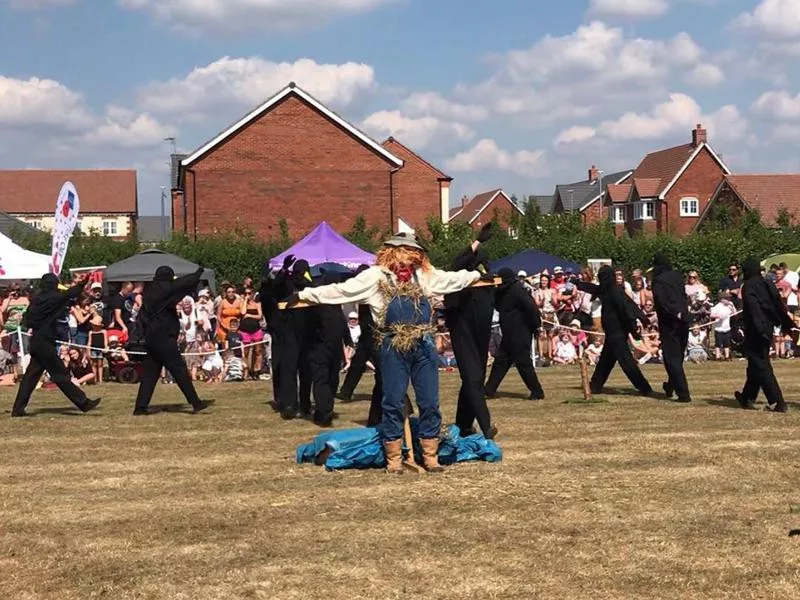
[562,397,610,405]
[488,391,532,400]
[706,397,743,410]
[147,403,194,414]
[32,407,86,416]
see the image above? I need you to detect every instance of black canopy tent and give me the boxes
[103,249,216,290]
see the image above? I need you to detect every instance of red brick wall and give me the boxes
[664,147,726,236]
[471,195,519,231]
[382,139,444,229]
[581,199,605,225]
[179,95,396,239]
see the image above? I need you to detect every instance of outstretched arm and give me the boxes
[426,268,481,296]
[299,268,380,306]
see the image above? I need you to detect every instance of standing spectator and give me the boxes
[88,282,107,323]
[239,286,264,379]
[631,276,652,309]
[343,311,360,370]
[684,270,709,300]
[70,296,92,351]
[2,284,29,335]
[574,268,595,330]
[128,283,144,343]
[533,274,557,362]
[710,292,735,361]
[178,297,203,380]
[780,263,799,308]
[719,264,743,307]
[631,268,648,289]
[196,289,216,333]
[88,313,106,383]
[109,282,134,343]
[216,284,245,344]
[615,269,633,298]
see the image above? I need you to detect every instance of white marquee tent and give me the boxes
[0,232,50,280]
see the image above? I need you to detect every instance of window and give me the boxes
[102,220,118,236]
[680,197,699,217]
[30,220,43,230]
[609,206,626,224]
[507,226,519,239]
[634,201,655,221]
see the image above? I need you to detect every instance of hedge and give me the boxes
[9,206,800,292]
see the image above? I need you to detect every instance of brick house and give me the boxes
[172,83,450,240]
[448,189,523,233]
[697,174,800,229]
[0,170,138,239]
[552,165,633,226]
[602,124,731,236]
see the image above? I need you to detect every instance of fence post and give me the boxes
[16,326,26,374]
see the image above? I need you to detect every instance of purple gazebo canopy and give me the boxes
[269,221,375,270]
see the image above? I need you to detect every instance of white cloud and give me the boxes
[751,90,800,119]
[2,0,77,8]
[588,0,668,18]
[83,106,177,149]
[0,75,93,129]
[445,139,546,177]
[685,63,725,87]
[119,0,395,34]
[554,125,597,145]
[361,110,473,149]
[137,56,375,120]
[735,0,800,39]
[399,92,488,122]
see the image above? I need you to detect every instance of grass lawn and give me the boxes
[1,361,799,599]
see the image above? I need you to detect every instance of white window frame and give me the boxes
[507,226,519,240]
[680,197,699,217]
[609,206,626,224]
[30,219,44,230]
[634,201,655,221]
[102,220,118,237]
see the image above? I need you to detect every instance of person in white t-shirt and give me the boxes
[710,292,735,361]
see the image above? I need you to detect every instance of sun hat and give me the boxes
[553,266,564,275]
[90,282,102,290]
[517,270,528,278]
[347,311,358,319]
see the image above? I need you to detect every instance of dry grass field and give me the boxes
[1,361,799,600]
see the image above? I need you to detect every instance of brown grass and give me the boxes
[1,361,799,599]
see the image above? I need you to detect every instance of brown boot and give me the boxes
[420,438,445,473]
[383,439,404,474]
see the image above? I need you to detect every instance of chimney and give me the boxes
[692,123,707,147]
[588,164,599,182]
[461,195,470,207]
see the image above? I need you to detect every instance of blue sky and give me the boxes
[1,0,799,216]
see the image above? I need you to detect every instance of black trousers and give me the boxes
[13,336,88,413]
[135,334,201,410]
[340,342,371,399]
[450,319,492,435]
[307,342,340,418]
[590,337,652,394]
[741,340,784,406]
[272,327,301,412]
[660,323,690,399]
[485,335,544,399]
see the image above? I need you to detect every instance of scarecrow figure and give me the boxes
[291,233,488,473]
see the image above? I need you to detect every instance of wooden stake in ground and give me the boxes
[580,352,592,401]
[402,394,425,474]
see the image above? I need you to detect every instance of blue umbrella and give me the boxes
[490,249,581,275]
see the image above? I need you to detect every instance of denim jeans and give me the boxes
[379,336,440,441]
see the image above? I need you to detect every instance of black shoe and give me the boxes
[281,407,297,420]
[133,407,151,416]
[192,399,215,413]
[313,411,335,427]
[735,391,755,410]
[674,396,692,403]
[81,398,102,413]
[662,382,674,399]
[485,424,498,440]
[11,409,29,418]
[268,400,281,412]
[529,393,544,401]
[335,391,352,402]
[766,401,788,413]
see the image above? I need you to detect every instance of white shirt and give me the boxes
[784,270,799,290]
[298,265,481,325]
[348,324,361,345]
[203,351,223,371]
[710,302,734,333]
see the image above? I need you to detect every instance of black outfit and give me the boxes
[650,253,691,402]
[484,270,545,400]
[134,266,208,414]
[109,293,132,330]
[445,245,494,436]
[13,275,99,416]
[338,302,383,425]
[736,258,793,411]
[579,266,652,395]
[719,275,743,309]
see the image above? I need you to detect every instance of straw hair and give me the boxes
[375,245,431,273]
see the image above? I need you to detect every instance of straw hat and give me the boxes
[383,232,425,251]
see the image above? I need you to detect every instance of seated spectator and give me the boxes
[687,328,708,363]
[710,292,735,361]
[435,317,456,370]
[585,336,604,365]
[630,330,660,365]
[615,269,634,298]
[631,276,652,309]
[642,299,658,329]
[222,348,245,382]
[67,348,95,386]
[569,319,588,356]
[684,270,709,300]
[552,331,577,365]
[107,334,129,363]
[200,340,223,382]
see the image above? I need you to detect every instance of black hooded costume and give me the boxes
[445,241,495,437]
[579,265,652,395]
[133,265,209,414]
[735,257,793,412]
[484,267,545,400]
[337,264,384,426]
[12,274,100,416]
[650,253,691,402]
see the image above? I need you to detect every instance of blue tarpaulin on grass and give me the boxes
[296,419,503,471]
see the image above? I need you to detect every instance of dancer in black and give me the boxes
[484,268,545,401]
[12,274,101,417]
[580,266,652,395]
[133,266,212,415]
[650,253,691,402]
[735,257,794,412]
[445,223,497,438]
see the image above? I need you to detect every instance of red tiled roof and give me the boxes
[632,177,662,198]
[631,143,696,197]
[607,183,632,204]
[382,137,451,180]
[725,174,800,226]
[449,189,519,224]
[0,170,137,214]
